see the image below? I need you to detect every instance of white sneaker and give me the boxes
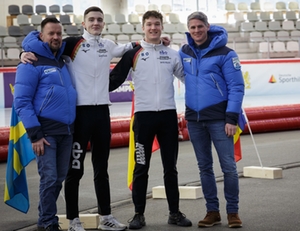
[68,218,85,231]
[98,214,127,231]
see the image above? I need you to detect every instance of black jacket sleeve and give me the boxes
[63,36,83,56]
[109,46,140,92]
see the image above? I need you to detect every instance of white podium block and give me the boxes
[58,214,99,230]
[243,166,283,179]
[152,186,202,199]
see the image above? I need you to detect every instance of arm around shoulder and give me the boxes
[173,51,185,84]
[109,50,135,91]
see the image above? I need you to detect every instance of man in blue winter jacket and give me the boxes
[14,17,77,231]
[179,12,244,228]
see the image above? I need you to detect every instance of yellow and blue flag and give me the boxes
[4,85,35,213]
[233,109,247,162]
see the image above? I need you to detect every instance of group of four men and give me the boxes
[15,5,244,231]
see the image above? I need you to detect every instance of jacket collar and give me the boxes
[194,36,212,49]
[141,39,163,48]
[82,29,101,41]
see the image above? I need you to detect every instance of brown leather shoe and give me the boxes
[198,211,221,227]
[227,213,242,228]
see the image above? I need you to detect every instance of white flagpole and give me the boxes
[242,107,264,168]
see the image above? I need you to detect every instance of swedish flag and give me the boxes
[4,86,35,213]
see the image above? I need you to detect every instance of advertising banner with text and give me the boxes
[1,59,300,108]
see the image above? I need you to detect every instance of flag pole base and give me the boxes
[152,186,203,199]
[243,166,283,179]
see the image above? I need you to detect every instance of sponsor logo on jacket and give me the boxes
[44,67,57,74]
[232,57,241,70]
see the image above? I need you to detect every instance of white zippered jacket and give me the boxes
[63,29,135,106]
[109,40,184,113]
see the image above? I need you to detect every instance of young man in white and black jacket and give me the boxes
[109,10,192,230]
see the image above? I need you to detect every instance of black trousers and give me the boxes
[65,105,111,219]
[132,110,180,214]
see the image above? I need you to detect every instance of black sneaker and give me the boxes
[168,211,192,227]
[37,226,45,231]
[128,214,146,230]
[45,224,61,231]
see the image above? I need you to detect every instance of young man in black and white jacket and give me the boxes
[109,10,192,230]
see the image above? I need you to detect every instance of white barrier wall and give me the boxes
[174,59,300,100]
[241,59,300,96]
[1,59,300,108]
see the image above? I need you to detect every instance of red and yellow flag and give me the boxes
[127,87,159,190]
[233,110,247,162]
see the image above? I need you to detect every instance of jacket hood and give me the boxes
[22,31,65,59]
[185,25,228,51]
